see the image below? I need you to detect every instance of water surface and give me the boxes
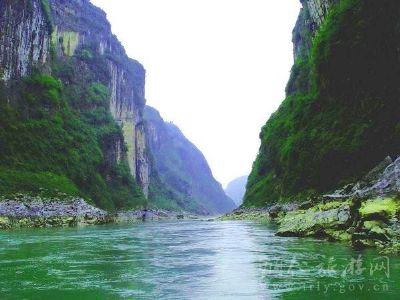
[0,221,399,299]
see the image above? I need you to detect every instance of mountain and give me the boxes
[0,0,231,214]
[245,0,400,206]
[225,176,248,207]
[144,106,236,214]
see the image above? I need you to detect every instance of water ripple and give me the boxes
[0,221,399,299]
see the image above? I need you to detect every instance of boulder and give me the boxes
[277,200,352,238]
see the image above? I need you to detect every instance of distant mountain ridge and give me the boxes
[145,106,236,215]
[225,176,248,207]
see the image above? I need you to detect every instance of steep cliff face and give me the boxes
[245,0,400,206]
[0,0,148,208]
[49,0,150,195]
[292,0,337,60]
[0,0,50,81]
[304,0,337,26]
[144,106,235,215]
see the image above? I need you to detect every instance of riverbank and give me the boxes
[221,197,400,255]
[0,195,198,229]
[222,156,400,254]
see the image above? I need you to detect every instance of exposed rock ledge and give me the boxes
[0,195,198,229]
[222,156,400,255]
[222,198,400,255]
[117,209,198,222]
[0,197,111,229]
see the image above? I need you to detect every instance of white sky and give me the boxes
[91,0,301,188]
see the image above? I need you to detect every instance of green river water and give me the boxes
[0,221,399,299]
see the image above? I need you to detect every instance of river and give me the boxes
[0,221,399,299]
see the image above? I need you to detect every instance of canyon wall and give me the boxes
[245,0,400,206]
[0,0,150,198]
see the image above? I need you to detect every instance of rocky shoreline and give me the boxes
[222,197,400,254]
[0,195,198,229]
[0,196,112,229]
[222,156,400,255]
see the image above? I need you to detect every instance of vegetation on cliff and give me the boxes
[0,0,150,210]
[0,0,233,214]
[0,70,145,210]
[245,0,400,206]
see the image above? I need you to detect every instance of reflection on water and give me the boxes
[0,221,398,299]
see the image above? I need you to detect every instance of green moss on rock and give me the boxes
[0,217,11,229]
[61,31,79,57]
[359,198,399,219]
[312,200,352,211]
[277,202,352,237]
[325,229,351,242]
[219,211,270,222]
[363,220,387,235]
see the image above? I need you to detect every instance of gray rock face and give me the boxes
[0,198,107,218]
[0,197,110,228]
[303,0,337,27]
[325,156,400,199]
[135,122,150,198]
[0,0,150,198]
[293,0,337,59]
[49,0,150,195]
[0,0,50,80]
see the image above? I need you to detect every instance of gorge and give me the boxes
[1,0,400,299]
[0,0,234,218]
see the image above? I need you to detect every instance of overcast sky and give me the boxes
[91,0,301,187]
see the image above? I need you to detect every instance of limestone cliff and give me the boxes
[0,0,150,203]
[0,0,50,81]
[144,106,236,215]
[293,0,337,59]
[50,0,150,197]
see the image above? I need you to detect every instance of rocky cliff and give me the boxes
[0,0,149,208]
[292,0,337,60]
[0,0,230,213]
[0,0,50,81]
[144,106,236,215]
[245,0,400,206]
[50,0,150,196]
